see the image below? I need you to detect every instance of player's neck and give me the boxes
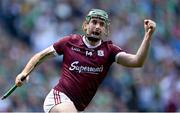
[82,36,102,48]
[85,36,101,46]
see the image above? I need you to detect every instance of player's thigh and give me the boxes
[50,101,77,112]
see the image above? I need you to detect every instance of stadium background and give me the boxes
[0,0,180,112]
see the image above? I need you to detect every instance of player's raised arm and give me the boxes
[115,19,156,67]
[15,45,57,87]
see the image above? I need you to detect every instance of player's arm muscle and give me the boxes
[21,46,56,76]
[116,31,151,67]
[116,48,149,67]
[116,19,156,67]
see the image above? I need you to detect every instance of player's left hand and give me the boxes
[144,19,156,37]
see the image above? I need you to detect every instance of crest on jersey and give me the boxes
[97,50,104,56]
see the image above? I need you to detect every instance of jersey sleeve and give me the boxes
[53,36,71,55]
[109,43,123,62]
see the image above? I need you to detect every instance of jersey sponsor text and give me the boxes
[69,61,103,74]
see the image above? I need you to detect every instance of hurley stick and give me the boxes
[1,76,27,100]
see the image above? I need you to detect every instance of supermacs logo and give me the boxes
[69,61,103,74]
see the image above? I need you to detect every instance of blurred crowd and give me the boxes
[0,0,180,112]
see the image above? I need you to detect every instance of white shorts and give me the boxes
[43,89,73,113]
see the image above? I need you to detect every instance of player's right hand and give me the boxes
[144,19,156,35]
[15,73,29,87]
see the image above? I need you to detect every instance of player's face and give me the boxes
[86,17,106,40]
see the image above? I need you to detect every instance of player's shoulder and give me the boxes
[69,34,82,41]
[67,34,83,44]
[60,34,82,42]
[103,40,122,50]
[102,40,115,47]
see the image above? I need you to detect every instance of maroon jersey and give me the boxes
[53,34,123,111]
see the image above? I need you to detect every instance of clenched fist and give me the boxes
[144,19,156,37]
[15,73,29,87]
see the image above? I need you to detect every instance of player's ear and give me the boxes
[82,21,88,33]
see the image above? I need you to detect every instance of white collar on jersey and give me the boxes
[82,36,102,48]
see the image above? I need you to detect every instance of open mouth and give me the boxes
[92,31,100,36]
[87,31,101,42]
[87,36,100,42]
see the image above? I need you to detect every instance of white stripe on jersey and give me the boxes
[50,45,58,56]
